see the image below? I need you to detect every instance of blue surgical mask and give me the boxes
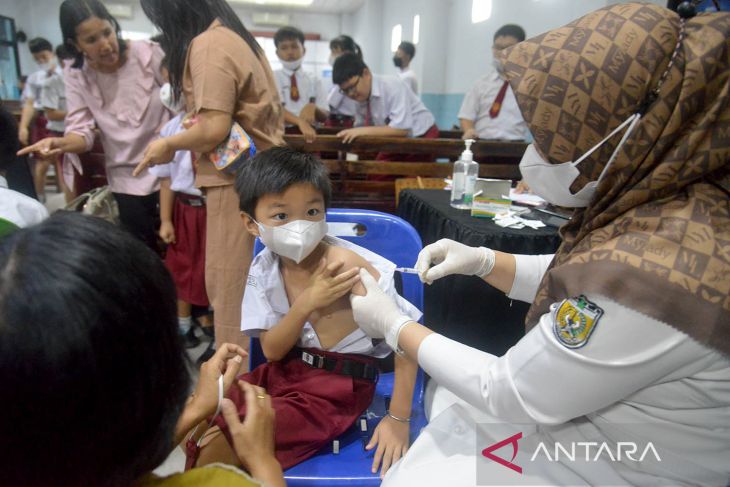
[519,113,641,208]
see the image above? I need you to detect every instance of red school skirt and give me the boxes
[208,348,377,470]
[165,193,209,307]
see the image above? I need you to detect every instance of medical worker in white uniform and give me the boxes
[350,3,730,486]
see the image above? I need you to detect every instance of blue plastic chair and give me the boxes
[249,208,426,486]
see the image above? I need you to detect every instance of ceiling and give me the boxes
[228,0,367,14]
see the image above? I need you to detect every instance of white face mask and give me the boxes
[328,55,337,66]
[159,83,184,113]
[257,218,328,264]
[38,59,56,72]
[281,58,303,72]
[491,58,503,75]
[519,113,641,208]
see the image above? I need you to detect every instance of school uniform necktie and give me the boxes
[365,99,373,126]
[290,72,300,102]
[489,80,510,118]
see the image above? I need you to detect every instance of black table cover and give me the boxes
[398,189,562,355]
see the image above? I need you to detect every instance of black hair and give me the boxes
[0,106,19,174]
[275,26,305,48]
[60,0,128,69]
[332,52,367,85]
[0,212,190,487]
[330,34,363,60]
[494,24,526,42]
[55,43,75,60]
[28,37,53,54]
[235,146,332,217]
[141,0,263,106]
[398,41,416,60]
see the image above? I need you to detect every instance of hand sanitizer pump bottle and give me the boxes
[450,139,478,209]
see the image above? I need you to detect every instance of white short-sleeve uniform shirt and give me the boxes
[354,75,435,137]
[458,69,528,141]
[274,68,326,117]
[242,235,422,358]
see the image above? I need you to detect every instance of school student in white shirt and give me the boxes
[324,35,362,126]
[393,41,418,95]
[0,106,48,229]
[332,53,437,161]
[458,24,528,141]
[273,26,327,143]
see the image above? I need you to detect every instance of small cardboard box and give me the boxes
[471,179,512,218]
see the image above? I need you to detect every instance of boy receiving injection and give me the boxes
[189,147,421,478]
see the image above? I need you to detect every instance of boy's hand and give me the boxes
[337,127,370,144]
[159,221,176,244]
[302,259,360,313]
[367,416,410,478]
[299,103,318,125]
[298,120,317,143]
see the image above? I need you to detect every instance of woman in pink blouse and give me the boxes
[19,0,169,250]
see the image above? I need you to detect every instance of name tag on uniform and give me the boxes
[553,295,604,349]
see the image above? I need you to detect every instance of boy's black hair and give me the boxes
[235,146,331,217]
[55,43,75,60]
[330,34,362,60]
[398,41,416,59]
[0,106,19,174]
[0,212,189,487]
[29,37,53,54]
[494,24,526,42]
[274,26,305,48]
[332,52,367,85]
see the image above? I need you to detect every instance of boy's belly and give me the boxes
[309,297,359,350]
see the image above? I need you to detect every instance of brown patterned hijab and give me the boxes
[501,3,730,355]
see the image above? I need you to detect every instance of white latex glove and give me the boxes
[414,238,495,285]
[350,269,414,351]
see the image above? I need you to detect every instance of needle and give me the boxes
[395,267,419,274]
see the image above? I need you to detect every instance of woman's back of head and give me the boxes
[0,212,191,487]
[141,0,262,103]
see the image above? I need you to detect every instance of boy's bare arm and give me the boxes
[389,353,418,419]
[258,299,313,361]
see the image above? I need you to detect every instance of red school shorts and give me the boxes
[210,348,377,470]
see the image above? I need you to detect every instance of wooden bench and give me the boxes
[289,126,464,139]
[285,135,527,212]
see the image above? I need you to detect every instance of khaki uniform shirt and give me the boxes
[184,20,284,188]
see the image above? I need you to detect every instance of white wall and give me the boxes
[444,0,634,94]
[0,0,343,77]
[342,0,384,75]
[369,0,450,94]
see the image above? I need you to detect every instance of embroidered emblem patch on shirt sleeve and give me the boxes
[553,295,604,349]
[246,275,257,288]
